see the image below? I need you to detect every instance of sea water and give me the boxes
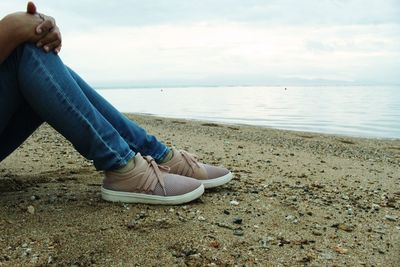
[97,86,400,139]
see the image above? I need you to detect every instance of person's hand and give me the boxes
[26,2,62,54]
[3,11,46,44]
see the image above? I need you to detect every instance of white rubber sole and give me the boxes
[202,172,233,188]
[101,184,204,205]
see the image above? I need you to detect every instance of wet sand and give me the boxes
[1,114,399,266]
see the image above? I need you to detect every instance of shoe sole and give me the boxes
[202,172,233,188]
[101,184,204,205]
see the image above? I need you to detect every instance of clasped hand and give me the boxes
[27,2,62,54]
[8,2,62,54]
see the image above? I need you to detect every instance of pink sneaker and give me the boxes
[161,148,233,188]
[102,153,204,204]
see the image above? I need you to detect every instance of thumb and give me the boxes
[27,2,37,14]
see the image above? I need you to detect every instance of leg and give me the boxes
[67,68,169,162]
[0,50,43,161]
[1,44,205,205]
[0,101,43,161]
[14,44,134,170]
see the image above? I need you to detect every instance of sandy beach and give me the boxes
[0,114,399,266]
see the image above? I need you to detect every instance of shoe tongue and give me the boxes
[133,153,148,171]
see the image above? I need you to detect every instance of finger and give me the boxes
[36,19,54,34]
[43,40,62,53]
[27,2,37,14]
[36,31,61,48]
[54,42,62,54]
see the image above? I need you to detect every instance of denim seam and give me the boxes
[29,49,130,166]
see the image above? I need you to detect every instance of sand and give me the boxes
[0,114,399,266]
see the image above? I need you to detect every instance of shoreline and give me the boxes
[1,114,399,266]
[139,112,400,141]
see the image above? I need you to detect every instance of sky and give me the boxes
[1,0,399,87]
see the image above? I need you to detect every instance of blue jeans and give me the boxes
[0,44,169,170]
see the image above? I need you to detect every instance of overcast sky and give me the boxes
[1,0,399,87]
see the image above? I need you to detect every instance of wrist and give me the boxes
[2,13,28,45]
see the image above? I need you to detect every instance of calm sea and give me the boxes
[97,86,400,139]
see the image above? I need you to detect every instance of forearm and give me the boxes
[0,15,25,64]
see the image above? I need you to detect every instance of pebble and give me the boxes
[312,230,323,236]
[372,204,380,210]
[259,236,274,248]
[223,209,230,215]
[385,215,398,222]
[320,252,335,260]
[233,229,244,236]
[233,218,243,224]
[285,215,295,221]
[230,200,239,206]
[333,246,349,254]
[197,216,206,221]
[341,194,350,200]
[347,208,353,215]
[27,205,35,215]
[331,223,354,232]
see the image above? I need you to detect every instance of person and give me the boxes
[0,2,233,205]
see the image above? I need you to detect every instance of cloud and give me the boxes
[59,21,399,85]
[1,0,399,85]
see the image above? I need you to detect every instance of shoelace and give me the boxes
[180,150,201,173]
[143,155,170,195]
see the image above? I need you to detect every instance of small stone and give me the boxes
[230,200,239,206]
[233,229,244,236]
[331,223,354,232]
[312,230,323,236]
[127,220,138,229]
[372,204,380,210]
[209,240,221,248]
[223,209,230,215]
[27,205,35,215]
[347,208,353,215]
[385,215,398,222]
[320,252,335,260]
[259,236,274,248]
[30,196,37,201]
[233,218,243,224]
[373,228,386,234]
[197,216,206,221]
[216,222,235,230]
[341,194,349,200]
[333,245,348,254]
[285,215,295,221]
